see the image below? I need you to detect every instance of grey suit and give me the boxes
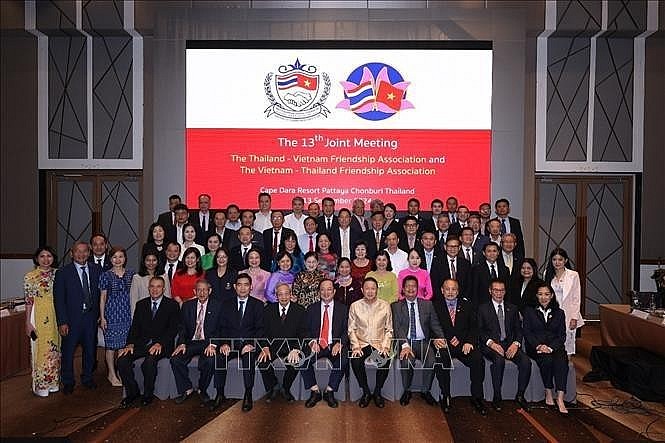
[391,298,445,392]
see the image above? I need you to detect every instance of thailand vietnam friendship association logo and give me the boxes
[264,59,413,121]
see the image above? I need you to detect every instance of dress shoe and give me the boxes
[421,392,437,406]
[440,395,452,414]
[265,385,279,403]
[208,394,226,412]
[305,390,322,408]
[515,394,530,411]
[399,391,412,406]
[358,392,372,408]
[63,384,74,395]
[82,381,97,390]
[471,398,488,416]
[322,391,338,408]
[141,395,155,406]
[491,399,502,412]
[283,390,295,403]
[120,394,138,409]
[373,393,385,408]
[199,392,211,405]
[174,390,194,405]
[242,391,253,412]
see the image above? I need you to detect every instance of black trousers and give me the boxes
[258,352,299,392]
[481,342,532,399]
[350,345,391,393]
[169,341,215,395]
[437,345,485,399]
[213,347,257,394]
[530,348,568,392]
[118,346,170,399]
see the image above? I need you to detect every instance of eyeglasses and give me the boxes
[490,288,506,293]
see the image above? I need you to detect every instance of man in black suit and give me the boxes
[469,215,490,253]
[351,198,370,232]
[477,279,531,411]
[417,230,442,275]
[432,279,487,415]
[212,211,238,250]
[362,211,386,259]
[54,241,103,394]
[317,197,338,234]
[398,215,421,252]
[449,205,471,237]
[257,283,307,402]
[302,279,349,408]
[470,243,509,309]
[392,276,446,407]
[460,227,483,265]
[191,193,215,245]
[262,210,296,269]
[431,236,472,302]
[229,227,260,271]
[160,242,181,284]
[156,194,181,229]
[434,214,452,248]
[170,279,223,406]
[89,233,112,271]
[420,198,445,233]
[240,210,264,248]
[487,198,525,258]
[331,208,361,259]
[166,203,191,244]
[210,273,264,412]
[117,276,180,407]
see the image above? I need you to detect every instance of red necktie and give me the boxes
[319,304,330,348]
[449,306,456,326]
[309,235,314,252]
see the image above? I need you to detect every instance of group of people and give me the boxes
[23,192,584,416]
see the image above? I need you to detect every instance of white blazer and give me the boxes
[551,268,585,329]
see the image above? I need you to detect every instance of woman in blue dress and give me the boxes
[99,246,135,387]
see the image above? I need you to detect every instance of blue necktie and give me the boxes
[501,218,507,234]
[409,302,417,341]
[238,301,245,319]
[152,301,158,318]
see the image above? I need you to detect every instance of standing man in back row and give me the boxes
[253,192,273,233]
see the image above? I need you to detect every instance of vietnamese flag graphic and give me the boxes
[375,80,405,111]
[277,73,318,91]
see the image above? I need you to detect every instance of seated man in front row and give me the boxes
[170,279,223,406]
[210,273,264,412]
[117,276,180,408]
[257,283,307,403]
[302,279,349,408]
[348,277,393,408]
[477,279,531,411]
[392,275,446,407]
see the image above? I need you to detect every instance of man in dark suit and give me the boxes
[449,205,471,237]
[460,227,483,265]
[191,193,215,245]
[210,273,264,412]
[257,283,306,402]
[240,210,264,248]
[302,279,349,408]
[417,230,442,275]
[420,198,445,233]
[330,208,361,259]
[362,211,386,260]
[477,279,531,411]
[160,242,181,284]
[156,194,181,229]
[229,227,261,271]
[88,233,112,271]
[54,241,103,394]
[212,211,238,250]
[117,276,180,407]
[470,243,510,309]
[469,215,490,253]
[262,210,296,269]
[398,215,421,252]
[500,233,524,299]
[166,203,191,244]
[432,279,487,415]
[392,276,446,407]
[351,198,370,232]
[431,236,472,302]
[170,279,223,405]
[317,197,338,234]
[486,198,525,258]
[434,214,452,249]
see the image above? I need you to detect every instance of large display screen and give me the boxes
[186,41,492,209]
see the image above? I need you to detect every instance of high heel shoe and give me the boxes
[108,375,123,387]
[556,400,568,415]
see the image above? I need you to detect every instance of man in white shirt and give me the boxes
[283,196,307,236]
[487,219,503,246]
[385,231,408,276]
[446,196,459,224]
[351,199,369,232]
[436,215,452,247]
[332,209,359,259]
[298,216,319,254]
[212,211,238,249]
[253,192,273,232]
[194,193,214,244]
